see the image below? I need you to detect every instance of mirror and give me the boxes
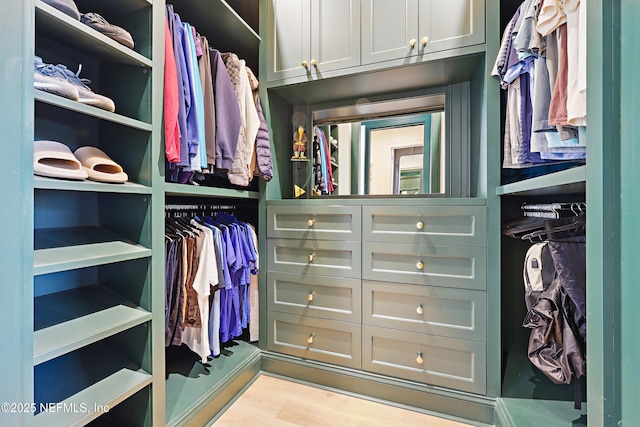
[311,94,448,197]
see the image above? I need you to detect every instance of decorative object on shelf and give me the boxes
[33,140,88,181]
[80,13,135,49]
[74,146,128,183]
[292,126,308,159]
[42,0,80,20]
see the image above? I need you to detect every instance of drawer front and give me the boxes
[267,238,361,278]
[267,205,361,241]
[267,272,361,322]
[363,281,486,341]
[267,311,361,369]
[362,242,486,290]
[362,326,486,394]
[362,205,486,246]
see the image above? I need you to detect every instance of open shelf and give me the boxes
[34,227,151,276]
[169,0,260,72]
[34,176,152,194]
[34,285,151,365]
[35,90,152,132]
[35,1,152,67]
[496,165,586,197]
[164,183,260,200]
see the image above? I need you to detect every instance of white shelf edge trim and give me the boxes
[33,241,152,276]
[34,305,152,365]
[33,368,152,427]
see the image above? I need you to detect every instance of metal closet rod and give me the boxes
[164,203,237,210]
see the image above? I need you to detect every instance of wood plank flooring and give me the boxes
[211,375,475,426]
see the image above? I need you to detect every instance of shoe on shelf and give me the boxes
[54,63,116,112]
[34,56,79,101]
[80,13,135,49]
[41,0,80,20]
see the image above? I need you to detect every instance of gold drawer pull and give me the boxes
[421,36,429,47]
[307,219,315,227]
[308,253,315,263]
[409,38,417,48]
[301,60,308,68]
[307,333,315,344]
[310,59,317,67]
[416,351,424,364]
[416,221,424,230]
[416,260,424,270]
[416,304,424,315]
[308,292,315,302]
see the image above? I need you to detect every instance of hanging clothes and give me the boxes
[492,0,587,172]
[163,5,273,186]
[164,208,259,361]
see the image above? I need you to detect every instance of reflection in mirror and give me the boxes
[312,96,445,196]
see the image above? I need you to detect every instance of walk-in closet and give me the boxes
[1,0,639,426]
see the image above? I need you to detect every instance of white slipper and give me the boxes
[74,146,128,184]
[34,140,88,181]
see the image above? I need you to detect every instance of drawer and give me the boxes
[363,281,486,341]
[267,272,361,322]
[267,238,361,278]
[362,325,486,394]
[363,205,486,246]
[267,205,361,241]
[362,242,486,290]
[267,311,361,369]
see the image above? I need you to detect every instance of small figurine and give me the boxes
[292,126,308,159]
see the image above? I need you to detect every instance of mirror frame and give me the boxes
[309,84,470,198]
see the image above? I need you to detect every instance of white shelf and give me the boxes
[496,165,586,197]
[34,241,151,276]
[35,90,152,132]
[33,368,152,427]
[35,1,152,67]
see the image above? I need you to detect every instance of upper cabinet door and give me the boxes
[267,0,312,82]
[361,0,485,66]
[311,0,361,75]
[267,0,360,82]
[419,0,485,54]
[361,0,419,65]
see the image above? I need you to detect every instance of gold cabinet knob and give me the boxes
[416,351,424,364]
[421,36,429,46]
[308,292,315,302]
[416,221,424,230]
[301,60,308,68]
[307,333,315,344]
[409,38,417,48]
[307,219,315,227]
[416,260,424,270]
[310,59,317,67]
[416,304,424,315]
[308,253,315,263]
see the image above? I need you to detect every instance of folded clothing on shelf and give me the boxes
[41,0,80,20]
[81,13,135,49]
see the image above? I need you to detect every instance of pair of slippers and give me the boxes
[34,140,128,184]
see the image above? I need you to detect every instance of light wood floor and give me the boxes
[211,375,475,426]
